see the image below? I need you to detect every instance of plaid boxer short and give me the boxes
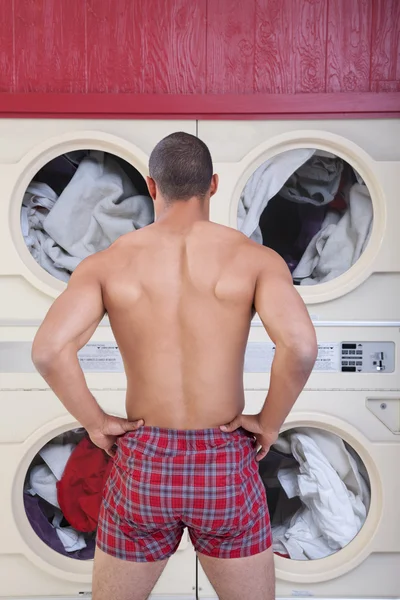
[96,425,271,562]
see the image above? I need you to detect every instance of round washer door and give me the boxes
[266,413,382,584]
[9,131,151,298]
[212,130,389,305]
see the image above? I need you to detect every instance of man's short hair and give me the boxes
[149,132,213,202]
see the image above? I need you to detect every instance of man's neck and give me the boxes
[155,197,210,229]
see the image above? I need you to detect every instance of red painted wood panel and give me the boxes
[371,0,400,87]
[255,0,294,93]
[371,81,400,93]
[87,0,142,93]
[140,0,206,94]
[255,0,328,94]
[14,0,86,93]
[292,0,328,93]
[326,0,372,92]
[0,0,398,115]
[1,91,398,119]
[0,0,14,92]
[207,0,256,93]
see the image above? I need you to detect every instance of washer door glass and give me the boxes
[259,426,371,560]
[24,427,111,560]
[238,149,373,286]
[20,150,154,283]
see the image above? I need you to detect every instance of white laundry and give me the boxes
[272,436,291,455]
[273,509,337,560]
[39,442,75,481]
[292,183,373,285]
[22,181,57,222]
[238,149,315,243]
[353,167,365,186]
[299,427,370,509]
[43,151,154,271]
[28,464,60,508]
[52,510,87,553]
[21,151,154,281]
[20,182,72,282]
[272,431,368,560]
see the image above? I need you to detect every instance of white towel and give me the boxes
[44,151,153,270]
[292,183,373,285]
[238,149,315,243]
[21,152,153,280]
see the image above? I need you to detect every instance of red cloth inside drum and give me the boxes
[57,436,113,533]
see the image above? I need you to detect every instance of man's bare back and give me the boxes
[31,214,316,447]
[102,221,262,429]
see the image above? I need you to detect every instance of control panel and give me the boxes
[0,340,396,375]
[341,342,395,373]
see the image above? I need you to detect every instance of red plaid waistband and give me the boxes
[117,425,255,454]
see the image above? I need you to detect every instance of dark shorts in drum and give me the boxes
[96,425,271,562]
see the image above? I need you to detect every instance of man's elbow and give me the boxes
[290,335,318,370]
[31,348,51,375]
[278,331,317,370]
[31,340,60,375]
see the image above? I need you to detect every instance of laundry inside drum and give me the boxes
[24,428,112,560]
[238,149,374,285]
[258,427,371,561]
[20,150,154,282]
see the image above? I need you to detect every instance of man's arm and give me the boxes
[254,250,318,433]
[221,248,317,459]
[31,255,107,431]
[32,254,143,454]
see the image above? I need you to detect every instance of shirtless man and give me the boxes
[32,132,317,600]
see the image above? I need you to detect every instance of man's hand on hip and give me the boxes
[220,413,278,461]
[88,414,144,457]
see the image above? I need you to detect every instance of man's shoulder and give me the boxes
[203,222,256,247]
[72,251,108,278]
[240,241,291,280]
[201,223,284,266]
[100,227,152,260]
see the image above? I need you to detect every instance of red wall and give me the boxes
[0,0,399,117]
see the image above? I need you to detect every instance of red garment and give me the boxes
[97,426,272,562]
[57,436,112,533]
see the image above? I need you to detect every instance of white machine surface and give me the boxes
[0,118,399,599]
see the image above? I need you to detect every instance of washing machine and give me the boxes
[198,322,400,599]
[0,119,198,598]
[1,117,399,599]
[200,119,400,322]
